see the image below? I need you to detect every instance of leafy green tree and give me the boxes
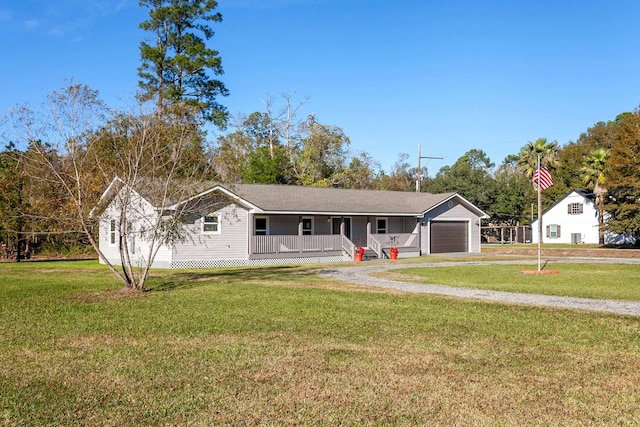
[581,148,610,244]
[492,155,535,225]
[293,121,350,187]
[0,144,27,259]
[550,122,614,201]
[425,149,496,214]
[212,111,294,184]
[339,152,382,189]
[376,153,419,192]
[92,105,211,181]
[243,145,291,184]
[242,111,279,157]
[604,111,640,243]
[212,129,254,183]
[138,0,228,127]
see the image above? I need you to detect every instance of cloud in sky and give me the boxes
[2,0,130,38]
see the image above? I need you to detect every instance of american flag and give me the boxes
[533,167,553,190]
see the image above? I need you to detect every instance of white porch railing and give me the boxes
[252,235,343,255]
[341,235,356,258]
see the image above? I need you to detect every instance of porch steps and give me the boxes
[362,248,379,261]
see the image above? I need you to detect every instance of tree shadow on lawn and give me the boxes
[145,265,313,292]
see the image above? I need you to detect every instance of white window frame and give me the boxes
[202,214,221,234]
[254,216,269,236]
[548,224,560,239]
[376,217,388,234]
[109,220,117,246]
[301,217,314,235]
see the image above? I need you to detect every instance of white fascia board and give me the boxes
[257,210,422,217]
[423,193,489,218]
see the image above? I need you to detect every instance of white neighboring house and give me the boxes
[531,189,598,244]
[531,188,635,245]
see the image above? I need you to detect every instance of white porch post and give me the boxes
[366,217,371,247]
[416,217,422,255]
[248,213,254,255]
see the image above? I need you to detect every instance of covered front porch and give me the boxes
[248,214,421,260]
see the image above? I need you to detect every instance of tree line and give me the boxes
[1,0,639,289]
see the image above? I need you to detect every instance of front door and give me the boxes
[332,217,351,239]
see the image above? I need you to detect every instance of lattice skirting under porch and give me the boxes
[170,255,348,269]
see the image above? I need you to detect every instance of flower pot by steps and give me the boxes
[354,253,363,262]
[389,253,397,260]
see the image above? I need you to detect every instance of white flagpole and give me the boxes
[537,155,542,271]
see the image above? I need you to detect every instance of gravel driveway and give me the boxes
[319,258,640,316]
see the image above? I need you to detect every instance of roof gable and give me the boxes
[541,188,594,217]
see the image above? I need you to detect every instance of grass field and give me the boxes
[2,259,640,425]
[385,262,640,300]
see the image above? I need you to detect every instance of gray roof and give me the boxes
[214,183,461,216]
[115,177,487,217]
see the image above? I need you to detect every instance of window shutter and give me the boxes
[568,204,571,214]
[579,203,583,214]
[557,225,561,238]
[546,225,550,238]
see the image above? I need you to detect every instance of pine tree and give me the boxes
[138,0,228,127]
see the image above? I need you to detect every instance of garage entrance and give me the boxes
[430,221,468,253]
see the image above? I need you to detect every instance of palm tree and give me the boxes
[516,137,560,179]
[581,148,610,245]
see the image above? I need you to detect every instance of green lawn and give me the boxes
[386,263,640,300]
[1,260,640,425]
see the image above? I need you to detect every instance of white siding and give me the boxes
[172,204,249,261]
[98,189,172,268]
[531,191,599,244]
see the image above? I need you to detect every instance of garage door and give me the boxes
[430,221,468,253]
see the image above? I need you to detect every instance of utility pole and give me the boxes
[416,144,443,192]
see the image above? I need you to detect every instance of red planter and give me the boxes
[354,253,363,262]
[390,253,398,260]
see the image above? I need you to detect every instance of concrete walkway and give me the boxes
[319,258,640,316]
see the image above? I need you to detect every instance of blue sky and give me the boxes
[1,0,640,175]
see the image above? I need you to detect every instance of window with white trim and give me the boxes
[546,224,561,239]
[254,217,268,235]
[202,214,221,234]
[302,217,313,235]
[376,218,387,234]
[109,220,117,246]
